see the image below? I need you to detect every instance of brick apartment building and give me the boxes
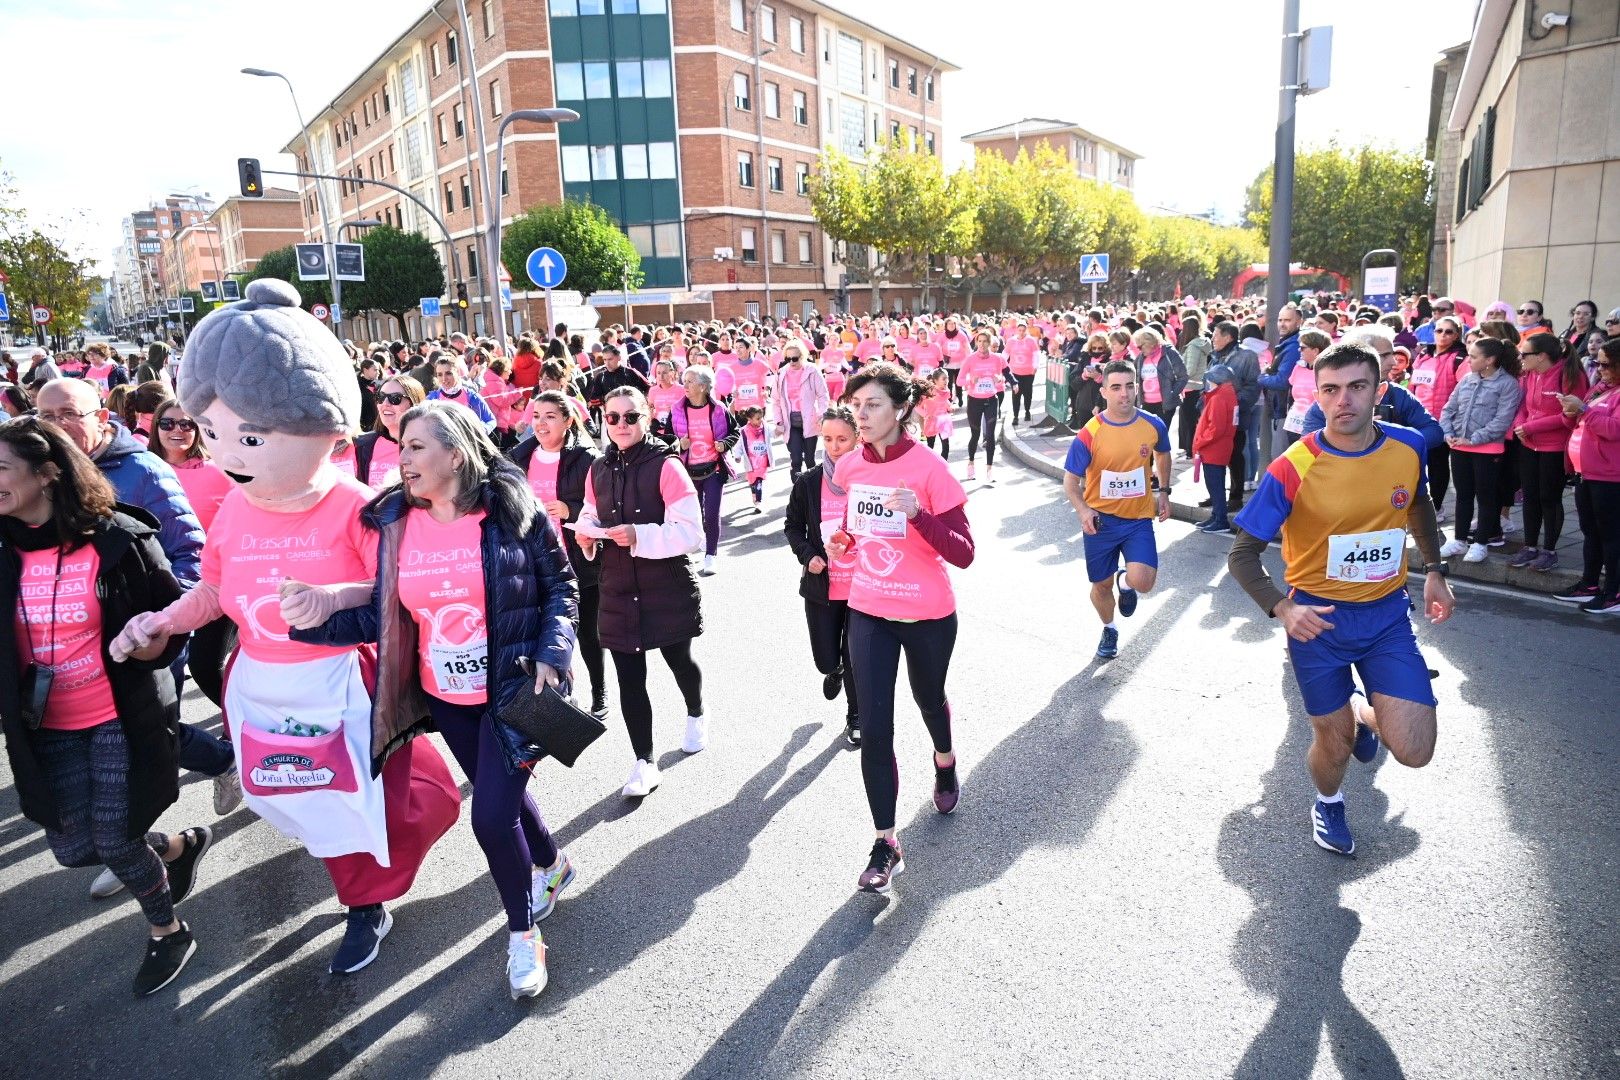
[212,189,305,277]
[279,0,952,339]
[962,117,1141,191]
[110,195,213,331]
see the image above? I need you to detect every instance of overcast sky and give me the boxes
[0,0,1477,273]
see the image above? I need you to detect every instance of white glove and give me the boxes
[109,611,175,663]
[278,580,346,631]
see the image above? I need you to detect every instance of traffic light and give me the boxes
[455,283,469,311]
[238,158,263,198]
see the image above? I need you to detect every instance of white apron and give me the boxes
[227,651,392,864]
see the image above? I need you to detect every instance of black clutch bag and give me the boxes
[498,658,606,768]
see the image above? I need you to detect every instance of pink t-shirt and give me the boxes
[527,447,561,509]
[824,366,847,402]
[686,404,718,464]
[1139,347,1164,404]
[171,458,234,532]
[15,544,117,730]
[729,361,771,409]
[1006,337,1040,376]
[648,384,685,425]
[820,470,855,602]
[834,444,967,622]
[910,343,943,378]
[940,334,969,365]
[330,443,359,479]
[365,435,401,490]
[743,422,771,480]
[203,477,379,664]
[957,354,1006,399]
[399,509,488,705]
[86,362,119,394]
[854,338,883,363]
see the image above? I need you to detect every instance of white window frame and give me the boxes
[789,17,804,53]
[764,82,779,119]
[760,5,776,41]
[737,151,754,188]
[733,72,751,111]
[740,227,757,262]
[729,0,745,31]
[792,89,807,126]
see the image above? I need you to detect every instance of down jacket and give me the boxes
[93,422,204,586]
[293,464,578,773]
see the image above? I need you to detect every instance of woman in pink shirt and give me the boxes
[917,369,954,459]
[1511,332,1588,572]
[821,349,849,404]
[646,359,687,433]
[1410,315,1467,521]
[909,328,943,380]
[770,340,830,481]
[1005,322,1041,424]
[955,330,1008,483]
[824,361,974,894]
[939,317,969,405]
[1556,338,1620,611]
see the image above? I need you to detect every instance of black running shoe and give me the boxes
[933,763,960,815]
[844,716,861,748]
[857,838,904,893]
[330,905,393,975]
[133,922,196,997]
[590,690,609,721]
[823,668,843,701]
[165,826,212,906]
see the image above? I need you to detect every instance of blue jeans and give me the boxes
[1203,464,1229,526]
[694,469,724,556]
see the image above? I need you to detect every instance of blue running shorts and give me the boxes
[1286,588,1437,717]
[1082,513,1158,583]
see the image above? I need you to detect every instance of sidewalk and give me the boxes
[999,414,1586,597]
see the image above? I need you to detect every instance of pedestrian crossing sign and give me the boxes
[1079,254,1110,284]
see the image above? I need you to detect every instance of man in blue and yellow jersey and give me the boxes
[1063,360,1172,661]
[1228,340,1454,856]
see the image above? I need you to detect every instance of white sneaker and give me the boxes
[682,714,708,754]
[966,462,976,480]
[90,866,125,900]
[621,758,662,798]
[1439,538,1468,558]
[212,766,243,816]
[700,554,716,576]
[1463,543,1488,563]
[506,929,548,1000]
[1245,479,1257,492]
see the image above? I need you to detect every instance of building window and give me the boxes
[655,222,680,255]
[789,16,804,53]
[795,161,810,195]
[737,151,754,187]
[643,59,672,96]
[444,182,455,211]
[482,0,494,36]
[733,73,750,111]
[925,75,934,101]
[745,301,761,320]
[550,0,576,12]
[836,33,863,93]
[383,86,392,113]
[617,60,643,96]
[627,225,655,257]
[501,162,509,196]
[907,67,917,94]
[740,227,757,262]
[467,245,479,277]
[556,62,584,100]
[770,230,786,264]
[431,44,441,78]
[437,113,448,144]
[490,79,502,116]
[730,0,745,31]
[648,141,677,178]
[890,120,900,142]
[825,96,834,134]
[562,145,590,182]
[590,145,617,180]
[387,144,395,172]
[461,175,472,210]
[792,90,807,125]
[798,232,812,263]
[622,144,648,179]
[400,58,419,113]
[760,5,776,41]
[764,82,779,119]
[578,0,604,12]
[840,99,864,156]
[766,157,783,192]
[453,103,465,139]
[447,30,459,66]
[873,114,880,143]
[888,59,899,89]
[925,131,936,154]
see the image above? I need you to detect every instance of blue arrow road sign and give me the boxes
[1078,253,1110,284]
[499,283,513,312]
[421,297,442,317]
[526,247,568,290]
[0,292,9,321]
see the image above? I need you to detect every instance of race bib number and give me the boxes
[1326,528,1406,582]
[974,376,995,395]
[1283,403,1308,434]
[847,483,908,539]
[430,639,489,695]
[1411,369,1436,387]
[735,382,760,403]
[1100,467,1147,500]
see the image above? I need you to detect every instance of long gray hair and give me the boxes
[397,400,535,532]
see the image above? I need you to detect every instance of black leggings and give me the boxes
[966,396,998,466]
[926,434,950,459]
[1452,450,1503,543]
[1520,449,1568,549]
[848,610,956,832]
[805,598,858,720]
[1011,373,1035,419]
[1429,442,1452,513]
[610,640,704,761]
[1179,389,1202,452]
[576,584,604,702]
[1574,477,1620,594]
[786,417,818,477]
[1229,427,1248,502]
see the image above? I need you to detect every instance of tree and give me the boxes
[344,225,445,334]
[811,141,975,312]
[244,245,331,308]
[1244,142,1433,285]
[0,227,94,347]
[500,199,642,299]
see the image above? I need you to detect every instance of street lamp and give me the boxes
[487,107,579,355]
[241,66,341,328]
[342,218,384,239]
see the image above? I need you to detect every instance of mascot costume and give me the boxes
[113,279,460,974]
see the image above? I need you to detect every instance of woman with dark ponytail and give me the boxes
[1511,333,1589,572]
[824,361,975,894]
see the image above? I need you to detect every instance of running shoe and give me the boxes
[1439,538,1468,558]
[589,689,609,721]
[700,554,717,576]
[213,766,243,816]
[165,826,212,906]
[1095,626,1120,660]
[330,905,392,975]
[133,922,196,997]
[1435,507,1449,524]
[1311,799,1355,855]
[1463,543,1488,563]
[1579,593,1620,615]
[823,667,843,701]
[1553,582,1601,603]
[933,762,960,814]
[1352,722,1381,763]
[1507,547,1539,570]
[966,462,977,481]
[1486,536,1506,549]
[530,851,576,923]
[844,716,861,748]
[857,838,904,893]
[1197,519,1234,535]
[622,758,661,798]
[1115,570,1138,617]
[507,929,548,1000]
[1530,550,1559,573]
[682,714,709,753]
[90,867,126,900]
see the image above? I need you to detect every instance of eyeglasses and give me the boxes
[1516,350,1537,359]
[375,391,411,405]
[883,344,896,349]
[1435,328,1457,335]
[1519,308,1540,316]
[156,417,197,432]
[604,411,643,426]
[36,408,98,425]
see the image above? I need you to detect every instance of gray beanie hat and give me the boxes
[178,278,359,436]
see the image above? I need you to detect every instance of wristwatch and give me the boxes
[1158,487,1172,496]
[1421,562,1449,577]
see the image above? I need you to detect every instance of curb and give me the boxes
[999,419,1581,598]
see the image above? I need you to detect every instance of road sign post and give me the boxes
[0,292,10,322]
[526,248,568,346]
[1079,252,1110,307]
[312,302,330,321]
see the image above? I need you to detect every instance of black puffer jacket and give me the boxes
[509,435,601,589]
[784,464,832,604]
[0,508,187,838]
[292,463,578,773]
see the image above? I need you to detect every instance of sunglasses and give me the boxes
[1519,308,1539,316]
[1436,328,1457,335]
[375,391,411,405]
[604,411,643,425]
[156,417,197,432]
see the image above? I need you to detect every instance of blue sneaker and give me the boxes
[1311,799,1355,855]
[1096,626,1119,660]
[1352,721,1380,763]
[1114,571,1138,618]
[330,905,392,975]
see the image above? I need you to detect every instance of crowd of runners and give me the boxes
[2,280,1617,1000]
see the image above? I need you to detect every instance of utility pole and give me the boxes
[456,0,500,343]
[752,0,773,320]
[1262,0,1301,468]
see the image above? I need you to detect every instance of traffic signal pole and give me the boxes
[1262,0,1302,468]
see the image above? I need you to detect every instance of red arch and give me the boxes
[1230,264,1350,296]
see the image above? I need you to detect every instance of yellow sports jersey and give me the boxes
[1063,410,1171,519]
[1233,425,1429,603]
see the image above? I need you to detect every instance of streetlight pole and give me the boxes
[751,1,773,321]
[242,67,342,332]
[487,107,580,356]
[1262,0,1301,468]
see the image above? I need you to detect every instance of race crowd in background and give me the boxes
[1,279,1617,1002]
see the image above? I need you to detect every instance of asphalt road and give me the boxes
[1,456,1616,1079]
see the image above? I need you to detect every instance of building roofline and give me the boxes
[805,0,960,72]
[1447,0,1512,132]
[961,117,1142,161]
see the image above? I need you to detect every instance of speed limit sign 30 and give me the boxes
[32,306,52,325]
